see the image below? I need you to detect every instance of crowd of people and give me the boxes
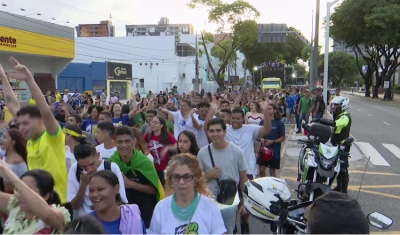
[0,56,372,234]
[259,60,285,67]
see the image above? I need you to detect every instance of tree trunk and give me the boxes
[364,74,371,97]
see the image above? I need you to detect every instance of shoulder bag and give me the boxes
[208,145,237,205]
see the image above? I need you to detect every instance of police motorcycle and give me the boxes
[296,118,354,202]
[243,177,394,234]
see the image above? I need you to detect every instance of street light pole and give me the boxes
[323,0,340,105]
[311,0,320,90]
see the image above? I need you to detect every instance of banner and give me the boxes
[107,62,132,80]
[0,26,74,58]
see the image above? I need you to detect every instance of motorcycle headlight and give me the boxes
[320,156,336,169]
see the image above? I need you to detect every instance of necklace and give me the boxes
[171,192,200,221]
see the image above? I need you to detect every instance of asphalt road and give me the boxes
[343,91,400,172]
[244,102,400,234]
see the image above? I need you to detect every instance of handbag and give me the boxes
[208,145,237,205]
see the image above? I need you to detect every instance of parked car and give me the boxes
[359,87,366,93]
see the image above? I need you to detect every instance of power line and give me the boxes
[0,23,176,62]
[1,11,176,52]
[46,0,133,25]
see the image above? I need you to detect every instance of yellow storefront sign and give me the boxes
[0,26,74,59]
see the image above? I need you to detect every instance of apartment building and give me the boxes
[125,17,194,42]
[76,20,115,37]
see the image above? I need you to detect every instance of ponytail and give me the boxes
[74,135,97,160]
[47,190,61,205]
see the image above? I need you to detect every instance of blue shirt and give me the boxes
[112,115,130,126]
[90,211,146,234]
[286,95,295,109]
[295,94,302,106]
[260,119,285,159]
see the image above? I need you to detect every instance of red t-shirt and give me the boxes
[144,133,177,171]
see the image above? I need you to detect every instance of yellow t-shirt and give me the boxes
[3,106,13,122]
[26,126,67,203]
[55,93,62,102]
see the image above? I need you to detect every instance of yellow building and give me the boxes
[0,11,75,102]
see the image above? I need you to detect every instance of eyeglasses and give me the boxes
[171,174,194,182]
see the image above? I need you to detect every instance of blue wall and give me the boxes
[57,62,107,94]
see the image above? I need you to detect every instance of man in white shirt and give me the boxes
[161,100,201,139]
[196,101,213,148]
[67,144,128,216]
[95,121,117,160]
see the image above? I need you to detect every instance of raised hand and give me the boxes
[8,56,33,80]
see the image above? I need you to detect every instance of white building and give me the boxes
[73,36,198,93]
[332,41,367,57]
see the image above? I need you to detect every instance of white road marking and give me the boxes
[383,121,391,125]
[382,144,400,160]
[358,109,361,111]
[367,114,372,117]
[354,142,390,166]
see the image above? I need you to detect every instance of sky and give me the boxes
[1,0,342,51]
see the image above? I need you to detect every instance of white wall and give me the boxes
[73,36,197,93]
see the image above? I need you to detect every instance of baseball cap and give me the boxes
[304,191,369,234]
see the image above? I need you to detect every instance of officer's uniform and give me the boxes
[331,111,352,193]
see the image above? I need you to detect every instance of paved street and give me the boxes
[242,96,400,233]
[280,92,400,233]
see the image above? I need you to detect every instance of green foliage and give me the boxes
[238,26,311,76]
[188,0,259,88]
[330,0,400,97]
[188,0,260,32]
[318,52,358,87]
[394,84,400,91]
[293,64,307,77]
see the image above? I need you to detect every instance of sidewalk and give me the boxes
[343,91,400,102]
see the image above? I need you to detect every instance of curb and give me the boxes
[277,124,295,178]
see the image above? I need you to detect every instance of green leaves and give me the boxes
[318,52,359,87]
[189,0,260,87]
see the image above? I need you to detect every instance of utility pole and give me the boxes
[311,0,320,89]
[323,0,340,105]
[195,31,199,92]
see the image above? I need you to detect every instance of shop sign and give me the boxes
[0,36,17,48]
[107,62,132,80]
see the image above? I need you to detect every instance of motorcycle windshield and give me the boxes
[318,143,339,159]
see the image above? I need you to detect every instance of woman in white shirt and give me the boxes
[149,153,226,234]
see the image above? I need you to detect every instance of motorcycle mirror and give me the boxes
[367,212,393,230]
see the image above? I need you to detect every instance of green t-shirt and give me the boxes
[130,112,147,128]
[300,97,312,114]
[241,106,249,115]
[166,119,174,133]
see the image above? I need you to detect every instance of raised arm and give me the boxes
[0,64,20,117]
[9,57,59,134]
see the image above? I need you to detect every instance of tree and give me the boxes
[293,64,307,77]
[188,0,260,88]
[318,52,358,88]
[238,26,311,78]
[330,0,400,99]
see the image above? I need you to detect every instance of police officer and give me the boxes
[330,96,351,193]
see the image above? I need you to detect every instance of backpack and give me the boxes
[75,161,112,182]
